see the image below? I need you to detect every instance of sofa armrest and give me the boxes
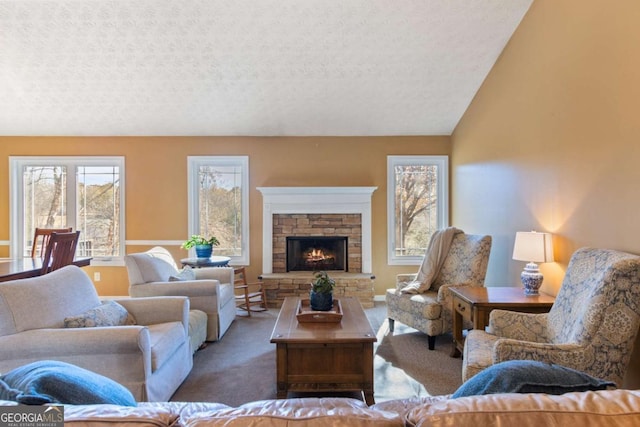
[493,339,585,368]
[396,273,417,291]
[436,282,473,303]
[115,296,189,332]
[488,309,549,342]
[129,281,220,298]
[0,326,151,360]
[194,267,234,284]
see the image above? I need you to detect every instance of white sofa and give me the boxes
[0,265,192,402]
[125,246,235,341]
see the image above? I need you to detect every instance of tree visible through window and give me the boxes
[188,156,249,265]
[11,157,125,262]
[77,166,121,257]
[394,165,439,256]
[387,156,448,265]
[197,165,243,257]
[23,166,68,234]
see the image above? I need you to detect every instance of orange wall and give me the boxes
[452,0,640,386]
[0,136,450,296]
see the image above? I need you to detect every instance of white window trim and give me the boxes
[187,156,250,266]
[387,155,449,266]
[9,156,126,266]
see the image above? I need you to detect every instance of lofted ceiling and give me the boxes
[0,0,532,137]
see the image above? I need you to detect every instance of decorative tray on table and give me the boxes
[296,299,343,323]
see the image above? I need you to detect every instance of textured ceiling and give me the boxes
[0,0,532,137]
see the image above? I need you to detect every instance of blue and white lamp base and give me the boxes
[521,262,543,295]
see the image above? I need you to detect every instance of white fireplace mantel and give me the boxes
[257,186,377,274]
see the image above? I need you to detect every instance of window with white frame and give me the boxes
[387,155,449,265]
[10,157,125,265]
[187,156,249,265]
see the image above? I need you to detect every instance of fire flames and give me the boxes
[306,248,334,264]
[306,248,328,262]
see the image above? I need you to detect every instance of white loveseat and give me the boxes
[125,246,235,341]
[0,265,192,402]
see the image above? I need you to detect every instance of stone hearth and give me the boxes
[259,272,375,309]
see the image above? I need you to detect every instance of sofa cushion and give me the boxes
[371,395,451,420]
[188,310,208,354]
[64,300,136,328]
[385,289,442,320]
[407,389,640,427]
[452,360,615,398]
[126,252,179,284]
[0,360,136,406]
[179,397,404,427]
[63,403,178,426]
[0,266,102,335]
[169,266,196,282]
[148,321,188,371]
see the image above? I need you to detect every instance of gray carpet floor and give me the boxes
[170,302,463,406]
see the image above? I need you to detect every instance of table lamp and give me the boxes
[512,231,554,295]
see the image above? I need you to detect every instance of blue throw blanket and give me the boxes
[452,360,615,398]
[0,360,136,406]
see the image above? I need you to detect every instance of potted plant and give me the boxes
[310,270,336,311]
[181,234,220,259]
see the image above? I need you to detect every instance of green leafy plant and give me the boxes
[311,271,336,294]
[181,234,220,250]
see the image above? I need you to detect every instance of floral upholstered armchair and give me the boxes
[463,247,640,386]
[385,232,492,350]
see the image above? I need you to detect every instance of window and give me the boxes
[10,157,125,265]
[387,155,449,265]
[187,156,249,265]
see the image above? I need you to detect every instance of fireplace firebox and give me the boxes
[286,236,348,272]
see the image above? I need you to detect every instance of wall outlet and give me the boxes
[94,272,101,282]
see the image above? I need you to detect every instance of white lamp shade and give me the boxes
[512,231,554,263]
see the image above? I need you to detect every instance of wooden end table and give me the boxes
[270,296,377,405]
[450,286,555,358]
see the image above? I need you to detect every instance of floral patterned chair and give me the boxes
[385,232,492,350]
[463,247,640,386]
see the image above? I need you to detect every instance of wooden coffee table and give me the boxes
[450,286,555,357]
[270,296,377,404]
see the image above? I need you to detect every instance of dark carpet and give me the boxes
[170,302,462,406]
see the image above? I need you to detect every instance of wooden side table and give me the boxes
[450,286,555,358]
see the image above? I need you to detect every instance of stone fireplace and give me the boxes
[257,186,377,307]
[273,213,360,273]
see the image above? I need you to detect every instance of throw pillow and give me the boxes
[452,360,615,398]
[169,265,196,282]
[0,360,137,406]
[64,300,135,328]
